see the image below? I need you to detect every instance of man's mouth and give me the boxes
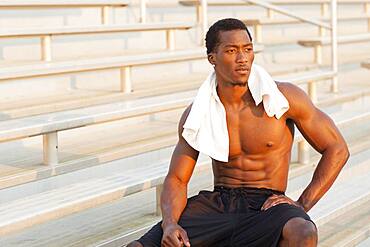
[235,67,250,74]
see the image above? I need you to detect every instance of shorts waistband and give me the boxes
[214,186,285,195]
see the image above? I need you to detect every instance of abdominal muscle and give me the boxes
[212,150,291,192]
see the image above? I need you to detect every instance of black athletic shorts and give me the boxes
[137,186,315,247]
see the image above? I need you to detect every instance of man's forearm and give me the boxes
[298,144,349,212]
[160,177,188,228]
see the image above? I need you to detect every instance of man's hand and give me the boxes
[261,194,304,211]
[161,222,191,247]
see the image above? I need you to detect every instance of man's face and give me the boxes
[209,29,254,86]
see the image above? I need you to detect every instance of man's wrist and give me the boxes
[161,218,177,229]
[295,200,305,210]
[297,197,311,212]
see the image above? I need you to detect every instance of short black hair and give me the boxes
[205,18,253,54]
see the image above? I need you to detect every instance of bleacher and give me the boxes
[0,0,369,246]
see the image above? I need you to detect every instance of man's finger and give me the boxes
[262,195,290,210]
[179,229,191,247]
[166,233,183,247]
[264,198,296,210]
[261,195,276,210]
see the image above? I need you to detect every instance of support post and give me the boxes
[308,81,317,103]
[166,30,175,50]
[319,26,326,37]
[321,3,329,17]
[156,184,163,216]
[365,3,370,14]
[298,140,310,165]
[140,0,146,23]
[101,6,109,24]
[314,45,323,65]
[199,0,208,45]
[41,35,52,61]
[330,0,338,93]
[254,24,262,43]
[120,67,132,93]
[196,4,201,24]
[43,132,58,166]
[365,4,370,34]
[267,8,274,18]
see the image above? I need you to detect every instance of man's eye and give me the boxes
[245,48,253,52]
[227,49,236,53]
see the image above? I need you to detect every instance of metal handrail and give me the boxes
[243,0,331,29]
[241,0,337,92]
[331,0,338,92]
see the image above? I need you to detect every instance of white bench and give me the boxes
[243,15,370,43]
[0,49,207,93]
[298,33,370,64]
[361,59,370,68]
[0,22,195,61]
[0,46,263,94]
[0,90,195,166]
[0,0,129,7]
[0,0,129,24]
[179,0,370,6]
[277,69,336,103]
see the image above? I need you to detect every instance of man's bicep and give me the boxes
[294,108,343,154]
[167,139,199,184]
[166,105,199,184]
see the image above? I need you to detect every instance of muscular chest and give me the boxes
[226,104,292,156]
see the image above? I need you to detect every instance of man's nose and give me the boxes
[236,50,248,63]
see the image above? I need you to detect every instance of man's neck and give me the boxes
[217,80,253,110]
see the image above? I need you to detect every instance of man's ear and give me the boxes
[208,53,216,66]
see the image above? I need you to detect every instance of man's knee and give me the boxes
[283,217,317,242]
[126,240,143,247]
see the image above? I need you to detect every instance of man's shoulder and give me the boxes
[275,81,311,103]
[275,81,301,96]
[180,104,193,124]
[275,81,316,119]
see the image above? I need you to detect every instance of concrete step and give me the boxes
[318,196,370,247]
[0,155,208,236]
[0,154,211,237]
[356,236,370,247]
[287,124,370,201]
[0,111,181,190]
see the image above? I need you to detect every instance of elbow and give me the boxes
[164,174,188,188]
[341,142,350,161]
[334,143,350,166]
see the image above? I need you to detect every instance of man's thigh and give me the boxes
[232,203,314,247]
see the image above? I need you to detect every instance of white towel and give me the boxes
[182,64,289,162]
